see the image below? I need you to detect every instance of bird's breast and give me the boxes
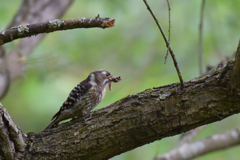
[100,87,106,101]
[76,85,102,111]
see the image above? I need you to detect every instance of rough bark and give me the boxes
[151,41,240,160]
[0,55,238,159]
[0,103,26,160]
[0,16,115,46]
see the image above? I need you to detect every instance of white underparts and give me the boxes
[103,79,109,86]
[101,87,106,101]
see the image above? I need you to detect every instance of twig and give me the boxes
[164,0,171,64]
[198,0,206,75]
[176,126,205,147]
[0,15,115,46]
[153,127,240,160]
[143,0,184,89]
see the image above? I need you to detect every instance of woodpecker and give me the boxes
[45,69,121,129]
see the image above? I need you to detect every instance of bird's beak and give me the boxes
[108,76,121,91]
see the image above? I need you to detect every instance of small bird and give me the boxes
[45,69,121,129]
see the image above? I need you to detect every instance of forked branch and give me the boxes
[143,0,184,89]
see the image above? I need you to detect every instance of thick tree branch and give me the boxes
[153,127,240,160]
[164,0,171,64]
[198,0,206,75]
[5,58,237,159]
[0,15,115,46]
[0,103,26,160]
[0,54,239,159]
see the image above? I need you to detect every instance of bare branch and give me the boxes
[198,0,206,75]
[143,0,184,89]
[164,0,171,64]
[0,15,115,46]
[153,128,240,160]
[176,126,205,148]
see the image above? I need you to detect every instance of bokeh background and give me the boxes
[1,0,240,159]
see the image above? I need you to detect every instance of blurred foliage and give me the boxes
[0,0,240,159]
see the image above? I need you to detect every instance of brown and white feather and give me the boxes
[45,69,121,129]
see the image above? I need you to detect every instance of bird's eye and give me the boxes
[106,73,110,76]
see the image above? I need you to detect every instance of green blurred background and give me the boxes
[1,0,240,159]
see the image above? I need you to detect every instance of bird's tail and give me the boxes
[44,118,59,130]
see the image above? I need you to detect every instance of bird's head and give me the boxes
[88,69,121,91]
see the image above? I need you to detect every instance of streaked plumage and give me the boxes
[45,69,121,129]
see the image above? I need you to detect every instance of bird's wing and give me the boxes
[51,82,92,121]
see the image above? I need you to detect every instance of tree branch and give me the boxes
[143,0,184,89]
[198,0,206,75]
[0,15,115,46]
[0,56,239,159]
[153,127,240,160]
[0,103,26,160]
[4,58,237,159]
[154,40,240,160]
[1,1,239,159]
[176,126,205,148]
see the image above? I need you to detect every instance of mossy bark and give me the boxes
[8,59,238,160]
